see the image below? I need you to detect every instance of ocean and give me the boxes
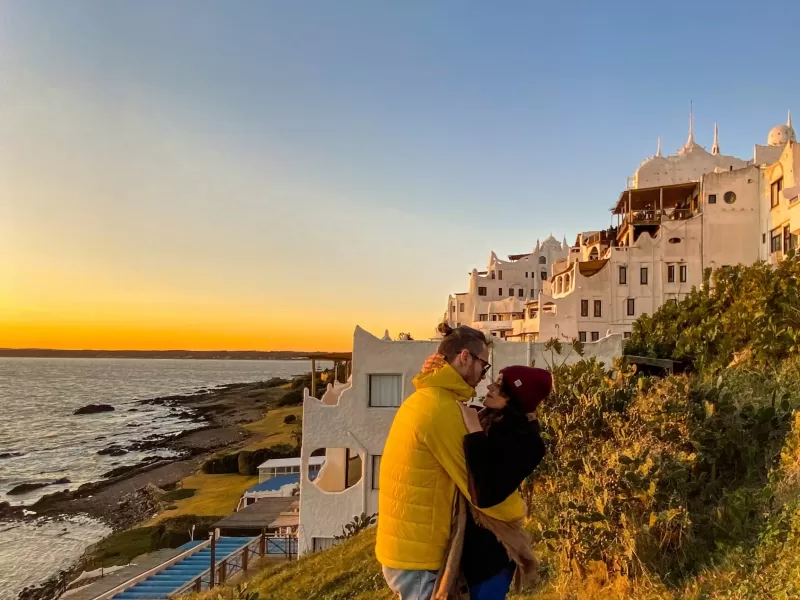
[0,357,317,599]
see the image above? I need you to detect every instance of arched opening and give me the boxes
[564,273,571,291]
[557,277,563,294]
[538,256,546,264]
[589,247,599,260]
[310,448,362,492]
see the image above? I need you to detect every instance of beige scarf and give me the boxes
[432,493,539,599]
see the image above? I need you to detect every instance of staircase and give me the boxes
[109,537,252,599]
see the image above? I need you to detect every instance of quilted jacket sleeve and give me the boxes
[425,399,526,522]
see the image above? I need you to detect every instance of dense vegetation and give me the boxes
[193,258,800,599]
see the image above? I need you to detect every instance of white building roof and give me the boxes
[258,456,326,469]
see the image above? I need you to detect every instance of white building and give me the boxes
[444,109,798,343]
[297,326,624,555]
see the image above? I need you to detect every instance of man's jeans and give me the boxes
[382,566,438,600]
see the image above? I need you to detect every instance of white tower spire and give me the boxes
[685,101,695,147]
[711,122,720,155]
[789,109,793,129]
[656,136,662,157]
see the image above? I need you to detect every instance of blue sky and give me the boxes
[2,1,799,349]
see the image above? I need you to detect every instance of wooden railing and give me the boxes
[169,535,298,597]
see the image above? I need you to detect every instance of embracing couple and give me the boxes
[376,324,552,600]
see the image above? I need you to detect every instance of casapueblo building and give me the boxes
[443,109,800,343]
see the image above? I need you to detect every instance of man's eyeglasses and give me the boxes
[469,352,491,377]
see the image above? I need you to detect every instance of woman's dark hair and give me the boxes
[437,323,490,362]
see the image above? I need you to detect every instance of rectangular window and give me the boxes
[369,374,402,407]
[498,288,503,296]
[509,289,514,297]
[491,271,495,279]
[541,271,547,281]
[771,228,782,254]
[456,322,461,327]
[313,537,339,552]
[491,314,498,321]
[578,331,587,343]
[580,299,589,317]
[771,177,784,208]
[478,287,487,296]
[525,272,529,278]
[619,266,627,284]
[708,194,716,204]
[594,300,602,318]
[591,332,600,342]
[528,309,537,318]
[783,226,798,253]
[479,314,488,321]
[451,305,455,314]
[667,265,675,283]
[459,303,465,312]
[640,267,648,285]
[627,298,635,316]
[624,331,632,339]
[498,270,503,280]
[763,233,767,244]
[680,265,687,283]
[518,288,524,298]
[372,455,381,490]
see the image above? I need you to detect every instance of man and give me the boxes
[376,324,526,600]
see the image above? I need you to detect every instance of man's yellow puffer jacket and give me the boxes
[375,363,526,571]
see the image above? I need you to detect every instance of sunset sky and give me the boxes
[3,1,800,351]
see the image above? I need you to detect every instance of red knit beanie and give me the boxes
[499,366,553,413]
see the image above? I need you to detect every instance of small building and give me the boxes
[258,456,325,483]
[238,474,300,511]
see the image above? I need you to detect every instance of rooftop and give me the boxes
[214,497,297,531]
[612,182,699,214]
[246,474,301,494]
[258,456,326,469]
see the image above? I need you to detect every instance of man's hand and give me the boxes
[459,402,483,433]
[421,353,447,374]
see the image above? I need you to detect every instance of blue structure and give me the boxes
[245,473,300,494]
[109,537,252,600]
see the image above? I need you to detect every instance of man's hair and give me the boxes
[436,323,490,362]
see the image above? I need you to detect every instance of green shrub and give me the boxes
[201,453,240,474]
[160,488,196,502]
[278,389,304,407]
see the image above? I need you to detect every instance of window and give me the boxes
[491,314,498,321]
[509,288,515,296]
[594,300,602,317]
[372,456,381,490]
[578,331,587,343]
[369,375,402,407]
[785,227,798,253]
[708,194,717,204]
[498,270,503,280]
[456,322,461,327]
[525,271,528,278]
[619,266,627,284]
[640,267,648,285]
[498,288,503,296]
[627,298,635,316]
[451,305,455,314]
[771,228,782,254]
[669,237,681,244]
[491,271,495,279]
[478,287,487,296]
[459,303,465,312]
[724,191,737,204]
[541,271,547,281]
[539,256,546,264]
[624,332,632,339]
[518,288,524,298]
[771,178,784,208]
[763,233,767,244]
[591,332,600,342]
[680,265,687,283]
[479,314,488,321]
[667,265,675,283]
[313,538,339,552]
[580,299,589,317]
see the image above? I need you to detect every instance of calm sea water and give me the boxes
[0,357,317,599]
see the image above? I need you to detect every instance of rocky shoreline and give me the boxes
[7,375,308,600]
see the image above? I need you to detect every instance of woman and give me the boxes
[422,352,552,599]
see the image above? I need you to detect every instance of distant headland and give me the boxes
[0,348,352,361]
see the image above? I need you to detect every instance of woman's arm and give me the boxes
[463,414,546,508]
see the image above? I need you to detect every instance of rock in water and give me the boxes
[73,404,115,415]
[7,478,70,495]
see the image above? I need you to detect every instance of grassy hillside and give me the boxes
[190,258,800,599]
